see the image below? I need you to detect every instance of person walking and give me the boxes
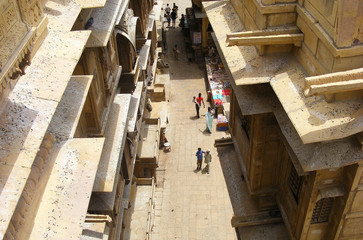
[205,107,214,133]
[195,148,204,171]
[204,150,212,174]
[165,3,171,15]
[192,96,200,118]
[173,3,178,14]
[173,44,179,60]
[171,9,177,28]
[166,12,171,28]
[196,93,205,110]
[179,14,185,29]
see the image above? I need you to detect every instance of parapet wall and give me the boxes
[229,0,363,75]
[296,1,363,76]
[300,0,362,48]
[230,0,297,54]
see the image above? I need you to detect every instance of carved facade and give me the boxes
[0,0,160,239]
[73,36,120,136]
[0,0,47,104]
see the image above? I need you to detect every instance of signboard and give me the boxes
[193,32,202,45]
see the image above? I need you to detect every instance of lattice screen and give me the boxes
[311,197,334,224]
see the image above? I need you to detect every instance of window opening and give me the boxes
[239,112,251,140]
[311,197,334,224]
[288,162,303,203]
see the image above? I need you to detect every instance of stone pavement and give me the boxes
[150,1,237,239]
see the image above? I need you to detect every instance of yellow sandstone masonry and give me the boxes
[316,40,335,72]
[204,0,363,238]
[296,17,318,55]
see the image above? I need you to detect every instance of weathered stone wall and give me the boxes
[299,0,363,48]
[335,1,363,47]
[296,3,363,76]
[228,0,363,73]
[332,162,363,239]
[230,0,297,54]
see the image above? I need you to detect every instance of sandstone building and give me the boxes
[203,0,363,239]
[0,0,161,239]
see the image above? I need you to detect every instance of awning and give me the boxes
[204,1,363,144]
[48,75,93,142]
[93,94,131,193]
[86,0,125,47]
[270,67,363,144]
[127,82,145,133]
[45,0,82,32]
[211,32,276,116]
[274,104,363,172]
[29,138,105,239]
[139,39,152,70]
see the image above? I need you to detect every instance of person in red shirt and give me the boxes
[194,93,205,118]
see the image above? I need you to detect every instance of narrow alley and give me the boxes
[148,0,238,239]
[2,0,362,239]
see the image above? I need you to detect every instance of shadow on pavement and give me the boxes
[199,129,211,135]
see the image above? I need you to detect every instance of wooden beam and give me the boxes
[215,137,232,143]
[135,162,158,167]
[85,214,112,223]
[214,137,233,147]
[231,211,283,228]
[215,142,233,147]
[135,177,153,185]
[227,33,304,47]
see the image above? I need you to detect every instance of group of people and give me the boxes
[192,93,214,133]
[164,3,179,28]
[192,93,215,174]
[195,148,212,174]
[165,3,186,61]
[164,4,215,175]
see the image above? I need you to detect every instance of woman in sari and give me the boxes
[205,107,214,133]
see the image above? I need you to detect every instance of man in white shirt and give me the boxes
[165,4,171,15]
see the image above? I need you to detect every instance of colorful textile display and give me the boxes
[217,114,228,131]
[214,99,222,106]
[222,89,230,96]
[206,56,231,111]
